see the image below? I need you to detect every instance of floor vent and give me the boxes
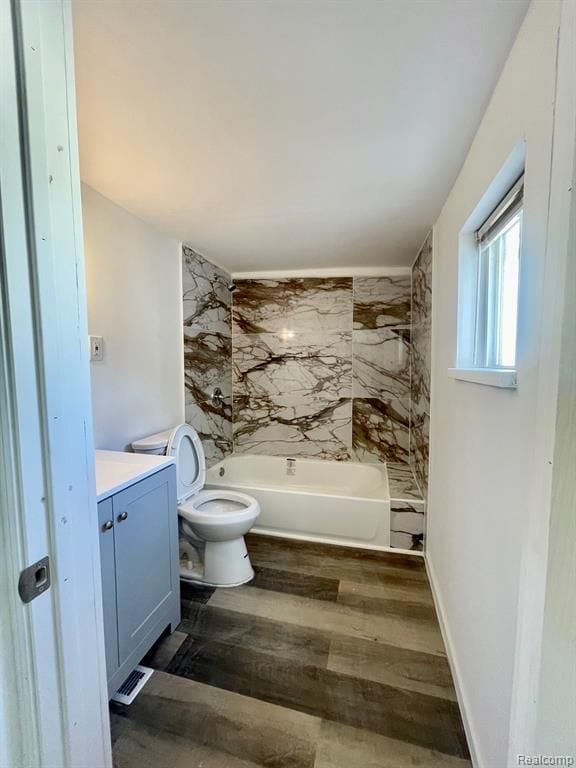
[111,665,154,705]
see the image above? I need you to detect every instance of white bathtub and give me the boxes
[205,454,391,550]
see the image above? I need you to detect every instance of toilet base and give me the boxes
[180,571,254,589]
[179,536,254,588]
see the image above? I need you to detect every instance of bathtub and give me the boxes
[205,454,391,550]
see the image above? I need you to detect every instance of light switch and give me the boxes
[89,335,104,362]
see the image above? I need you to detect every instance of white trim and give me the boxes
[456,142,526,370]
[0,3,44,762]
[231,266,411,279]
[425,556,481,767]
[1,3,71,762]
[447,367,517,389]
[534,130,576,756]
[0,1,112,765]
[507,0,576,759]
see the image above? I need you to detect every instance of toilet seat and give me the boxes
[167,423,206,503]
[179,489,259,526]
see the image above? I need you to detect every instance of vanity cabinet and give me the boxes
[97,464,180,697]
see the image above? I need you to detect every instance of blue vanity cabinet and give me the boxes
[97,464,180,697]
[98,497,119,681]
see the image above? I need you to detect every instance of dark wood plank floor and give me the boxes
[111,534,471,767]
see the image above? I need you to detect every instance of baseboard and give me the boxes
[425,555,483,768]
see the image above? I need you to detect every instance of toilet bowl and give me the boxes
[132,424,260,587]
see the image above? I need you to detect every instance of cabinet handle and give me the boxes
[117,511,128,522]
[102,520,114,532]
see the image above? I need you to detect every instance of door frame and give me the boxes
[0,1,111,765]
[507,0,576,762]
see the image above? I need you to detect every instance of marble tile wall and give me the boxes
[409,232,433,497]
[352,277,412,463]
[232,278,353,459]
[231,276,412,464]
[182,246,232,466]
[388,464,425,551]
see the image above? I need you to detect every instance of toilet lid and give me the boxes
[167,424,206,503]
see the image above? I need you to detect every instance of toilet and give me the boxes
[132,424,260,587]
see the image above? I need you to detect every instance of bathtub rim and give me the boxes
[205,454,390,503]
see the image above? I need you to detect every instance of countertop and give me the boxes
[95,449,175,502]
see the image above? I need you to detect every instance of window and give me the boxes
[472,177,523,369]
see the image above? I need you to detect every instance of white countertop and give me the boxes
[95,450,175,502]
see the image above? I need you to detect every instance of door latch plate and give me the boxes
[18,556,51,604]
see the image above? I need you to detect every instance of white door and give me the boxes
[0,1,112,766]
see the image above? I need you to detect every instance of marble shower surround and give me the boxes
[390,231,433,552]
[181,251,428,551]
[409,232,433,496]
[182,246,232,466]
[388,463,425,551]
[231,275,412,463]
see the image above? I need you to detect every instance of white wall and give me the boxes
[426,2,564,767]
[82,184,184,450]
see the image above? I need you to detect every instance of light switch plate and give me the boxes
[89,335,104,362]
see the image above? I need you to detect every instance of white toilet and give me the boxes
[132,424,260,587]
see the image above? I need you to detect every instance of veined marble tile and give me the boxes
[410,411,430,497]
[387,463,422,501]
[411,325,431,405]
[233,332,352,402]
[352,329,410,399]
[412,233,432,329]
[182,245,231,338]
[352,397,409,464]
[232,277,353,335]
[409,232,432,500]
[185,401,232,465]
[233,396,352,460]
[184,330,232,465]
[184,328,232,395]
[182,246,233,466]
[353,276,411,330]
[391,501,425,552]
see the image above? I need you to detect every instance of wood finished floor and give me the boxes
[111,534,471,767]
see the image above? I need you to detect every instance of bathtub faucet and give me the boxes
[210,387,227,408]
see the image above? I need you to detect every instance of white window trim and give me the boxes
[452,142,526,389]
[447,367,517,389]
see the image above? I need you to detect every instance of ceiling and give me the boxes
[73,0,528,271]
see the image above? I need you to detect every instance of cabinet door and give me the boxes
[112,468,177,664]
[97,498,119,680]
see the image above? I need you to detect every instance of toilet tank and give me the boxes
[131,429,173,455]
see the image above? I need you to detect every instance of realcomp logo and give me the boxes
[517,757,574,767]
